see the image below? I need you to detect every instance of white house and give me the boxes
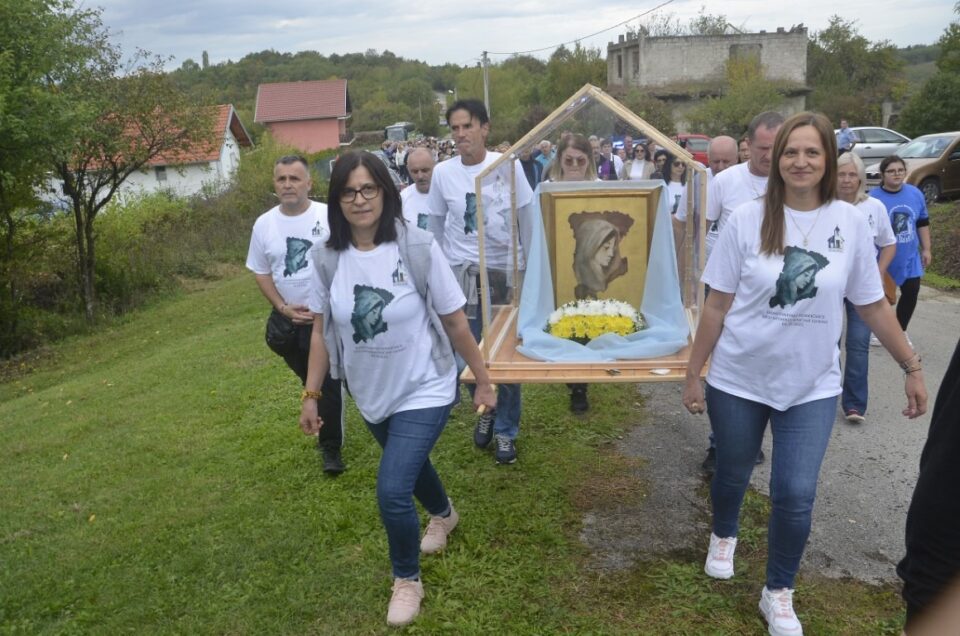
[118,104,253,198]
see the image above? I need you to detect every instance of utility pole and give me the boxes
[482,51,490,118]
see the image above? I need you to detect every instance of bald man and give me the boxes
[400,147,435,230]
[706,136,738,177]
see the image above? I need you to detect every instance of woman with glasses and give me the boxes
[663,153,687,215]
[548,133,596,183]
[620,142,654,180]
[548,133,601,413]
[682,112,927,636]
[869,155,932,345]
[836,152,897,424]
[300,151,496,627]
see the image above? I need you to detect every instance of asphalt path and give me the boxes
[584,285,960,583]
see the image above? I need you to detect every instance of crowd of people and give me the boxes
[244,100,953,633]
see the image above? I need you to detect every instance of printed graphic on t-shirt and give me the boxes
[768,246,830,309]
[827,226,845,252]
[351,285,395,343]
[391,259,407,285]
[312,220,324,237]
[892,209,913,240]
[283,237,313,277]
[464,193,478,234]
[671,193,681,215]
[417,213,429,230]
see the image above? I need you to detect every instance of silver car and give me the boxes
[836,126,911,162]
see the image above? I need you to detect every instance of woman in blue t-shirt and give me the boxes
[869,155,932,341]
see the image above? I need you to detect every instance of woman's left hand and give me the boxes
[903,371,928,419]
[473,382,497,414]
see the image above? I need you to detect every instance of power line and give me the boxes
[485,0,676,57]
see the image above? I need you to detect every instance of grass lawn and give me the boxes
[0,271,904,634]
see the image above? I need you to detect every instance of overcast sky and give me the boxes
[91,0,955,69]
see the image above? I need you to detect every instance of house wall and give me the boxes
[266,119,341,153]
[119,162,223,198]
[607,30,807,89]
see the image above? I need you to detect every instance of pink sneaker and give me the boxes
[421,500,459,554]
[759,586,803,635]
[704,533,737,579]
[387,578,424,627]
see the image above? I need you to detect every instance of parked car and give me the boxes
[836,126,910,163]
[673,134,710,166]
[865,131,960,203]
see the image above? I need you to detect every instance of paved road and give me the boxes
[583,285,960,583]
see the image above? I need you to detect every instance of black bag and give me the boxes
[265,309,298,356]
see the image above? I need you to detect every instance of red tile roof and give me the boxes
[148,104,253,166]
[254,79,350,123]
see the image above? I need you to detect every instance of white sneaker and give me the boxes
[759,586,803,636]
[387,578,424,627]
[704,533,737,579]
[869,334,882,347]
[420,500,459,554]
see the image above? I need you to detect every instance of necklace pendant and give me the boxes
[803,238,808,247]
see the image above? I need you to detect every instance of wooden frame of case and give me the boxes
[460,83,707,383]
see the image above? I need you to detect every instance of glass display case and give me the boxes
[460,84,707,384]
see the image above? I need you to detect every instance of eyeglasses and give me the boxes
[563,156,588,167]
[339,184,380,203]
[883,168,907,175]
[672,161,685,167]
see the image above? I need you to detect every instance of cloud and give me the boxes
[92,0,954,69]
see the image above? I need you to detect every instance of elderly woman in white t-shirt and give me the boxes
[299,151,496,628]
[682,112,927,636]
[836,151,897,424]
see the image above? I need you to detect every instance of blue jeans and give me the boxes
[461,312,521,440]
[841,299,870,414]
[365,404,453,579]
[706,384,837,589]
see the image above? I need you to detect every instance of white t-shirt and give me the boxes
[705,163,767,262]
[427,151,534,270]
[702,199,884,410]
[666,181,685,216]
[673,171,708,223]
[855,197,897,252]
[245,201,329,306]
[401,186,433,231]
[307,240,465,424]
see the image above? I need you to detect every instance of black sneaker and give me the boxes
[701,447,716,474]
[321,446,345,475]
[569,386,589,414]
[755,449,765,465]
[494,434,517,465]
[474,411,495,448]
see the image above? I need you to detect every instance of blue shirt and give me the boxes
[869,185,928,284]
[837,127,856,151]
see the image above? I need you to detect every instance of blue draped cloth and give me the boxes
[516,184,690,361]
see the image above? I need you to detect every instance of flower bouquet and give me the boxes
[545,299,647,344]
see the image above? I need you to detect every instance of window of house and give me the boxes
[617,54,622,79]
[632,50,639,76]
[155,166,167,182]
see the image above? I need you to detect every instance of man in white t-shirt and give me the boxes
[245,155,345,474]
[400,148,434,231]
[700,112,785,475]
[427,99,534,465]
[705,112,785,265]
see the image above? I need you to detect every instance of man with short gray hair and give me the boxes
[401,147,434,230]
